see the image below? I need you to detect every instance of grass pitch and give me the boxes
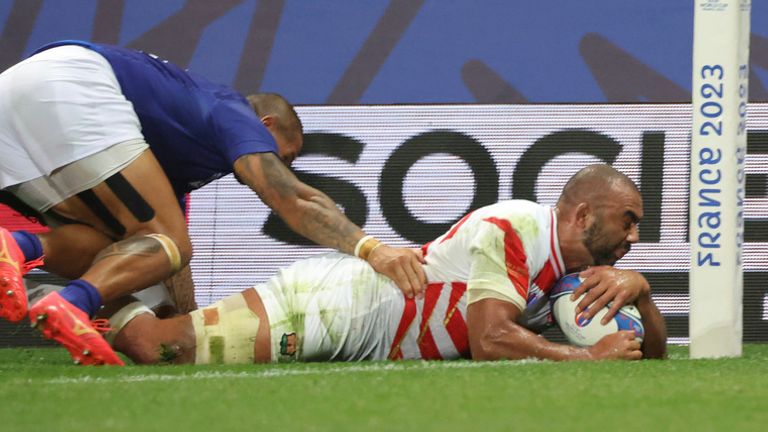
[1,345,768,432]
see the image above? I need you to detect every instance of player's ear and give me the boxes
[574,202,591,229]
[260,115,276,129]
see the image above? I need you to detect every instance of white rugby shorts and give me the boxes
[255,253,402,363]
[0,45,144,190]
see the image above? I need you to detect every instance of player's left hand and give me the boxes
[570,266,650,324]
[368,245,427,299]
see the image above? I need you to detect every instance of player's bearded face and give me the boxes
[583,213,631,266]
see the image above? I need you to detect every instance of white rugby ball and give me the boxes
[549,273,644,347]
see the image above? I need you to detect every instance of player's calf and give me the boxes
[112,313,196,364]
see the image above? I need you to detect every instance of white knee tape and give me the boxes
[189,293,261,365]
[145,233,182,273]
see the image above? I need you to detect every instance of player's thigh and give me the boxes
[89,149,188,241]
[113,313,195,364]
[42,145,191,255]
[189,289,271,364]
[259,254,384,361]
[39,224,116,279]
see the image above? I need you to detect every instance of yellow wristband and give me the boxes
[363,242,383,261]
[357,237,382,261]
[354,235,374,257]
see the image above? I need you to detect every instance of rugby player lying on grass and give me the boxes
[40,164,668,363]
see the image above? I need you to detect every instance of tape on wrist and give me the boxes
[354,235,374,257]
[358,237,382,261]
[365,242,383,261]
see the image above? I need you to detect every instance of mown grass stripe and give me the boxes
[42,359,544,384]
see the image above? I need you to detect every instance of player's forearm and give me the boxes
[469,299,594,361]
[281,193,362,253]
[636,294,667,359]
[235,153,363,253]
[470,320,590,362]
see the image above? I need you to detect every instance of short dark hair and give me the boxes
[246,93,303,142]
[558,164,639,206]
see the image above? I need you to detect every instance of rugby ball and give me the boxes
[549,273,644,347]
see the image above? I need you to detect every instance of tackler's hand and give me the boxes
[367,245,427,299]
[570,266,650,324]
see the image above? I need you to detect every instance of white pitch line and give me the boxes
[41,359,544,385]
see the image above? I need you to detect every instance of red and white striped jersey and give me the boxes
[389,199,566,360]
[255,200,566,362]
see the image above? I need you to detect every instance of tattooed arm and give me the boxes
[233,152,426,297]
[234,153,359,252]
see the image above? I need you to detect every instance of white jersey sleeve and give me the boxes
[418,200,559,313]
[466,217,531,312]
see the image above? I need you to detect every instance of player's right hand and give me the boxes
[572,267,650,324]
[367,245,427,299]
[586,331,642,361]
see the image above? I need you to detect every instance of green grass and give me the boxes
[1,346,768,432]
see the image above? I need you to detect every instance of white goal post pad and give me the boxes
[690,0,751,358]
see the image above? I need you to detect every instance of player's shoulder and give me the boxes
[469,200,552,242]
[196,80,258,121]
[474,199,550,220]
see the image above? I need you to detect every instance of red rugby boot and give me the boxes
[0,227,43,322]
[30,292,124,366]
